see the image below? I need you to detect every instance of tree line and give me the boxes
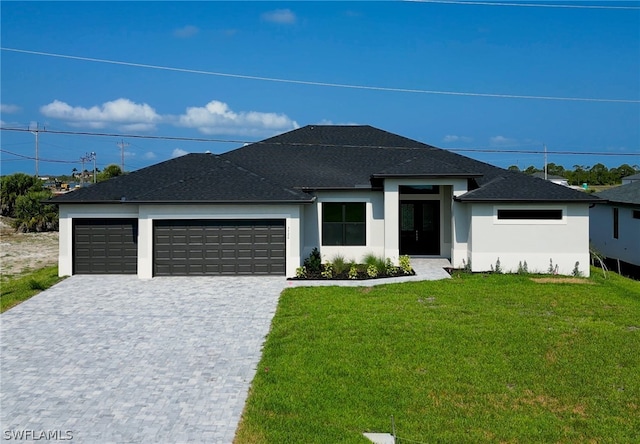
[0,164,124,233]
[509,163,639,186]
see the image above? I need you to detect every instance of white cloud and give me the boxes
[143,151,157,160]
[490,135,517,146]
[173,25,199,38]
[316,119,359,126]
[40,98,160,131]
[0,104,21,114]
[172,148,189,158]
[261,9,296,24]
[177,100,299,136]
[443,135,472,143]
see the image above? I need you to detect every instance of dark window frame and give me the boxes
[322,202,366,246]
[633,210,640,220]
[497,209,563,220]
[613,207,619,239]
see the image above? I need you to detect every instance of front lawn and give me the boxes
[235,270,640,443]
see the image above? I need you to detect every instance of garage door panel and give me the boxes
[154,219,285,276]
[73,219,138,274]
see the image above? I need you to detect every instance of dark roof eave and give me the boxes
[48,198,315,205]
[371,173,483,179]
[298,186,373,192]
[454,197,603,204]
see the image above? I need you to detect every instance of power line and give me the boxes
[1,126,637,157]
[2,47,638,104]
[410,0,640,10]
[1,126,238,143]
[0,148,81,164]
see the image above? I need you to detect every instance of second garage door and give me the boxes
[154,220,286,276]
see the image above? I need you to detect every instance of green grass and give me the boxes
[235,270,640,443]
[1,265,63,313]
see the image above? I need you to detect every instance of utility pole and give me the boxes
[543,144,548,180]
[91,152,97,183]
[80,152,96,187]
[116,139,129,172]
[80,154,87,187]
[29,123,40,177]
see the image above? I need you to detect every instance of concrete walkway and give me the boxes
[1,275,285,444]
[1,259,449,443]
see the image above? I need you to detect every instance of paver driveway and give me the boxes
[1,275,286,443]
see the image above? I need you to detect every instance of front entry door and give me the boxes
[400,201,440,255]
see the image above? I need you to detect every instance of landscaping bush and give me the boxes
[292,253,414,280]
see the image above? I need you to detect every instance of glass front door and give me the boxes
[399,201,440,255]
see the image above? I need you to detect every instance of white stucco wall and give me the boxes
[590,204,640,266]
[468,203,591,276]
[306,191,385,263]
[58,204,140,277]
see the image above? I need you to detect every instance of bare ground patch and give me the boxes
[0,217,58,278]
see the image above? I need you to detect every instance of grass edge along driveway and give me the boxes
[235,270,640,443]
[1,265,63,313]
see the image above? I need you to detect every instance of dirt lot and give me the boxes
[0,217,59,278]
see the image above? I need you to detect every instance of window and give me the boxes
[497,209,563,220]
[322,202,366,246]
[613,207,619,239]
[633,210,640,220]
[399,185,440,194]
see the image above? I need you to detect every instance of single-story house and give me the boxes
[590,181,640,269]
[50,125,600,278]
[622,173,640,185]
[532,172,569,187]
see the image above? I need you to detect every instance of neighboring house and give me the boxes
[49,125,600,278]
[532,172,570,187]
[622,173,640,185]
[590,181,640,268]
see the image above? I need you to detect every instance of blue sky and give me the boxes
[1,1,639,177]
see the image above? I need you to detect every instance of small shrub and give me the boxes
[366,264,378,278]
[331,255,348,275]
[572,261,583,277]
[363,253,386,275]
[399,255,412,274]
[517,261,529,275]
[548,258,558,275]
[295,266,307,278]
[384,258,398,275]
[348,264,359,279]
[321,262,333,279]
[28,279,46,291]
[462,257,472,273]
[304,248,322,274]
[494,258,502,274]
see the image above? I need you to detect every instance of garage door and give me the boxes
[73,219,138,274]
[154,220,286,276]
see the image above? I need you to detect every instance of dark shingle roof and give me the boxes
[623,173,640,181]
[50,125,601,204]
[455,171,601,203]
[532,172,567,181]
[595,181,640,205]
[49,154,313,204]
